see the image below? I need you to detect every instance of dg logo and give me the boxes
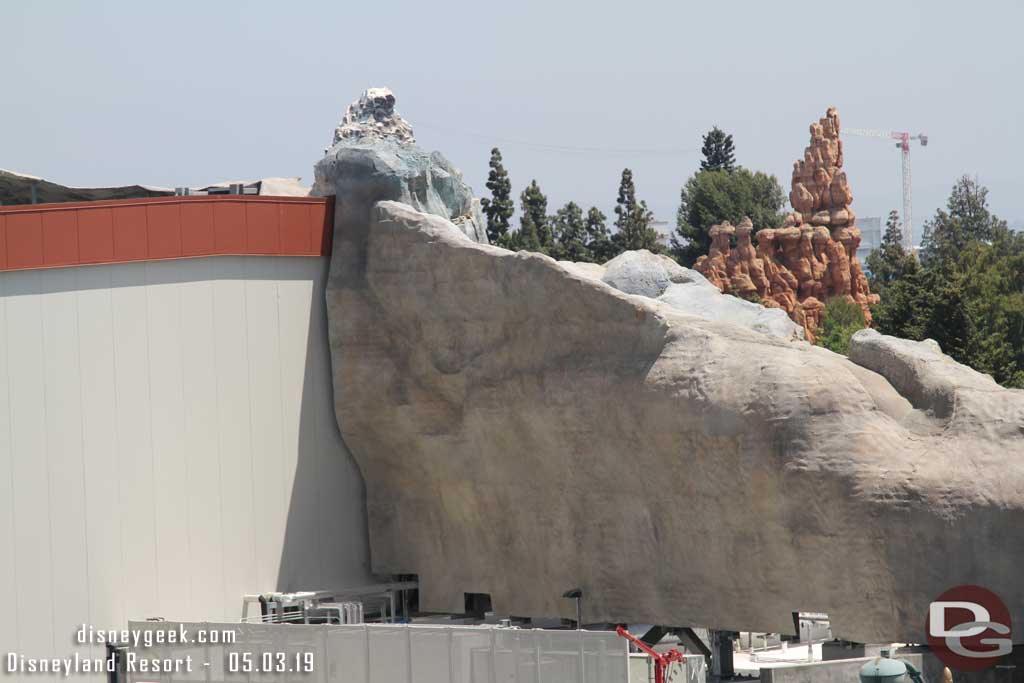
[927,585,1012,672]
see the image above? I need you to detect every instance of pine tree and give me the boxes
[551,201,589,261]
[517,180,549,253]
[479,147,514,245]
[920,176,1010,269]
[700,126,736,172]
[865,210,919,298]
[614,168,638,234]
[612,169,660,253]
[873,178,1024,388]
[585,207,614,263]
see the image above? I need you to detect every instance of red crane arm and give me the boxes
[616,626,664,663]
[616,626,687,683]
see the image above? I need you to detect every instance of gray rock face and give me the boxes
[556,251,803,341]
[313,139,488,244]
[556,260,607,281]
[599,249,708,298]
[850,329,1024,431]
[323,193,1024,644]
[317,89,489,243]
[658,281,805,341]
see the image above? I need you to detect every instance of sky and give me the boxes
[3,0,1023,243]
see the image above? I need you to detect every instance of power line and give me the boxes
[415,120,698,157]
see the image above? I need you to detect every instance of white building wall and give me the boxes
[0,255,373,680]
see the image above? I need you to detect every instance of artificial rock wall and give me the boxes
[315,91,1024,644]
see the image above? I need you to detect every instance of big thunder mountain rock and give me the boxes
[695,107,879,341]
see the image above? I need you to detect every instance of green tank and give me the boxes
[859,656,925,683]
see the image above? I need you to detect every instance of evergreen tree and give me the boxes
[699,126,736,172]
[612,169,660,253]
[517,180,550,253]
[671,169,785,266]
[919,175,1010,269]
[865,210,919,298]
[874,267,975,366]
[872,178,1024,388]
[479,147,514,245]
[956,234,1024,387]
[551,201,589,261]
[585,207,615,263]
[614,168,639,232]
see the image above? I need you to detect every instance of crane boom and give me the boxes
[843,128,901,140]
[842,127,928,249]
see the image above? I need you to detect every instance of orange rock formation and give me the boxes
[695,107,879,342]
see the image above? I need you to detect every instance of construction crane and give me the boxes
[842,127,928,249]
[616,627,687,683]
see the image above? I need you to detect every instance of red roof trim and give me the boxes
[0,195,334,272]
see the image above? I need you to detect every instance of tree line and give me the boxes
[479,129,1024,388]
[866,179,1023,387]
[480,126,787,265]
[480,149,660,262]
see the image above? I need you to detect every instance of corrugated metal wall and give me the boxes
[0,255,373,681]
[0,195,333,272]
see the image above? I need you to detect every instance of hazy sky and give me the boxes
[3,1,1022,242]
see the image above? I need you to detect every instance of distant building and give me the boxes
[856,216,882,263]
[651,218,672,247]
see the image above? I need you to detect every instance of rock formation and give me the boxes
[332,87,416,146]
[576,249,804,341]
[316,88,487,244]
[316,91,1024,646]
[695,108,880,341]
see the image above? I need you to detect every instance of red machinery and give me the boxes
[616,626,687,683]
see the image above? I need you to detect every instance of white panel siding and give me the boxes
[77,266,128,637]
[0,274,19,654]
[6,270,56,662]
[145,260,193,620]
[111,263,161,622]
[0,255,373,675]
[275,263,321,590]
[178,257,228,623]
[41,268,93,674]
[243,258,288,595]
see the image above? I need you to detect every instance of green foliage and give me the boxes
[734,290,762,305]
[865,210,919,298]
[550,201,589,261]
[513,179,550,253]
[612,168,661,253]
[585,207,616,263]
[815,297,866,356]
[919,175,1011,269]
[954,238,1024,387]
[700,126,736,172]
[480,147,514,245]
[874,267,975,366]
[671,168,785,266]
[872,177,1024,388]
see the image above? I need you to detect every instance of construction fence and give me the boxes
[124,621,629,683]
